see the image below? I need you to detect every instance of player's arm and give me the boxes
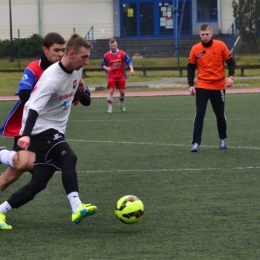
[19,90,32,102]
[187,62,196,86]
[187,62,197,95]
[73,78,91,106]
[16,68,37,101]
[124,54,134,75]
[80,86,91,106]
[101,57,111,72]
[18,109,38,150]
[128,64,134,75]
[226,57,235,87]
[226,57,235,77]
[73,86,91,106]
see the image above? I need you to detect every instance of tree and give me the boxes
[232,0,260,51]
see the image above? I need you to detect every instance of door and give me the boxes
[140,3,154,36]
[122,2,154,37]
[121,0,191,38]
[158,0,191,36]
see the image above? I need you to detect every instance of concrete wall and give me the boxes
[220,0,234,34]
[0,0,114,40]
[0,0,234,40]
[0,0,39,39]
[191,0,234,35]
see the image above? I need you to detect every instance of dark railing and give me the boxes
[227,19,239,52]
[85,26,94,45]
[0,64,257,77]
[82,64,260,78]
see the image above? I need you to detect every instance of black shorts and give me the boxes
[13,136,35,153]
[28,129,66,170]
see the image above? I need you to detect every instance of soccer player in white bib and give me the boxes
[0,33,97,230]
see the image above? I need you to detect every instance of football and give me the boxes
[115,195,144,224]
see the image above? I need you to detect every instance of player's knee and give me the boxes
[196,111,206,118]
[27,180,48,197]
[36,181,48,192]
[67,153,77,169]
[71,152,78,165]
[59,151,77,171]
[14,151,35,172]
[15,160,34,172]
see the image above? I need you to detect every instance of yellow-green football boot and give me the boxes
[0,212,12,230]
[72,203,97,225]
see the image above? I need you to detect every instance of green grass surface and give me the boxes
[1,94,260,259]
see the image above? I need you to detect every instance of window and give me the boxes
[197,0,217,21]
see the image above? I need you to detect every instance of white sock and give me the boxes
[107,95,113,107]
[0,201,12,214]
[67,192,82,213]
[0,150,16,168]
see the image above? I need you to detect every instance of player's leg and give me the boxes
[118,79,126,112]
[0,167,24,192]
[107,78,115,113]
[0,148,35,172]
[12,150,35,171]
[0,147,16,168]
[0,164,56,230]
[6,164,55,207]
[210,90,227,149]
[50,141,97,224]
[0,137,35,193]
[191,88,209,151]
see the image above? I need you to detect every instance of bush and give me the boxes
[0,34,43,59]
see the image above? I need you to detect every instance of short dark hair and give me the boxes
[109,38,117,45]
[43,32,66,48]
[200,24,212,31]
[65,33,92,55]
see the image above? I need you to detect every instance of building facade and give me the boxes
[0,0,234,40]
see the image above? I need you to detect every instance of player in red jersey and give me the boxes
[0,33,66,193]
[101,39,134,113]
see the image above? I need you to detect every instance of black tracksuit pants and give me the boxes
[192,88,227,145]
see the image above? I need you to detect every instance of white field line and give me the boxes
[67,139,260,150]
[0,135,259,150]
[20,166,260,175]
[77,166,260,174]
[73,118,260,122]
[74,119,193,122]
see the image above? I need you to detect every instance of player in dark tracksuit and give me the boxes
[188,23,235,152]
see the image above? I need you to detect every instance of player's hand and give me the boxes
[189,86,196,96]
[226,77,234,87]
[106,66,112,72]
[17,136,30,150]
[130,69,134,76]
[78,78,86,91]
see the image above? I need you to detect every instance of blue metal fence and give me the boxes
[85,26,94,45]
[226,19,239,52]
